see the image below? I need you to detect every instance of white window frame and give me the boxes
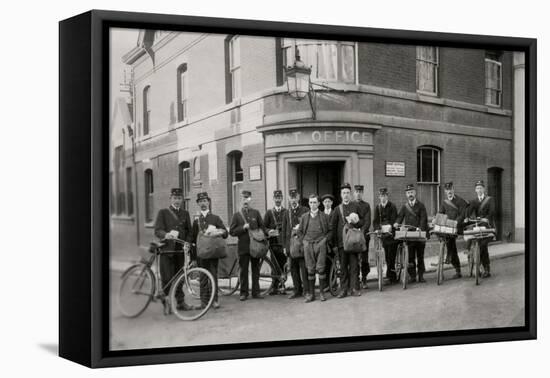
[229,36,241,100]
[281,39,357,84]
[143,85,151,136]
[485,58,503,108]
[416,46,439,96]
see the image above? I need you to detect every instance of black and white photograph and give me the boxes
[108,26,528,351]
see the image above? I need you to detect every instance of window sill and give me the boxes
[416,90,439,99]
[111,215,135,222]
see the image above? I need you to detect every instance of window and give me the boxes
[193,156,201,182]
[282,39,356,83]
[179,161,191,210]
[485,52,502,107]
[176,64,188,122]
[229,36,241,100]
[416,46,439,95]
[417,146,441,218]
[126,167,133,216]
[227,151,244,219]
[144,169,154,223]
[143,86,151,135]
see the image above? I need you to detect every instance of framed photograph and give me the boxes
[59,9,537,368]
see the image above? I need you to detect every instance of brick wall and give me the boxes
[358,43,416,92]
[373,127,514,236]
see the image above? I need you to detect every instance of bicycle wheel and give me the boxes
[402,244,409,290]
[257,257,276,296]
[395,244,403,282]
[329,256,342,297]
[218,260,240,296]
[437,243,445,286]
[170,267,216,321]
[474,243,481,286]
[377,248,384,292]
[118,264,155,318]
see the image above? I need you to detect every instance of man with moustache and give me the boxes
[438,182,469,279]
[154,188,193,311]
[353,185,372,289]
[331,183,365,298]
[229,190,267,301]
[394,184,429,283]
[263,190,287,295]
[192,192,228,309]
[467,180,496,278]
[372,188,399,283]
[282,189,309,299]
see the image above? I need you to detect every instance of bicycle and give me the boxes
[367,230,392,291]
[328,247,342,296]
[429,227,458,286]
[394,224,427,289]
[463,218,496,285]
[217,241,290,296]
[117,238,216,321]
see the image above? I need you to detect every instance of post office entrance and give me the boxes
[295,161,344,208]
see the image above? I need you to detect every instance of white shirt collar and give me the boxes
[380,200,388,207]
[274,206,282,212]
[479,194,485,202]
[310,209,319,217]
[200,210,209,217]
[171,205,180,211]
[409,199,416,206]
[324,208,332,214]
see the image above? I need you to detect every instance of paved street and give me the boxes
[110,254,524,351]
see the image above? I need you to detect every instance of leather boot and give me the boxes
[418,272,426,283]
[319,279,327,301]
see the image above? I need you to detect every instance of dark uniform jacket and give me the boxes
[373,201,398,231]
[281,205,309,251]
[297,211,333,242]
[263,207,287,246]
[331,201,365,249]
[154,206,192,251]
[439,195,469,233]
[395,200,429,232]
[355,199,372,240]
[229,208,266,256]
[468,195,496,227]
[192,212,229,245]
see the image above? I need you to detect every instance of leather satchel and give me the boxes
[289,229,303,258]
[339,204,366,253]
[248,228,268,258]
[196,232,227,259]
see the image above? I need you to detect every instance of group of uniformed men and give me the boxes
[154,179,496,308]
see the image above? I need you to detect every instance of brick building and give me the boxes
[110,30,525,262]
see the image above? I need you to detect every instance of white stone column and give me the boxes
[358,152,375,207]
[265,154,278,211]
[513,52,525,242]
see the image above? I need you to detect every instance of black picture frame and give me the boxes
[59,9,537,368]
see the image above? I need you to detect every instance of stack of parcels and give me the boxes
[432,213,458,235]
[395,228,427,240]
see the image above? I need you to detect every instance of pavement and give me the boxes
[109,246,525,351]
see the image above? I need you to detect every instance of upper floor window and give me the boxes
[143,85,151,135]
[485,52,502,107]
[282,39,356,83]
[227,150,244,219]
[416,46,439,95]
[177,64,188,122]
[229,36,241,100]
